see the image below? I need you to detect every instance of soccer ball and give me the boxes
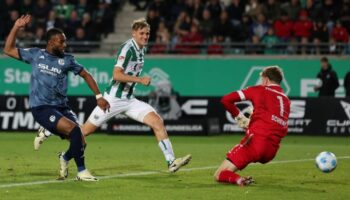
[315,151,337,173]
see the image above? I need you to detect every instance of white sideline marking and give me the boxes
[1,156,349,189]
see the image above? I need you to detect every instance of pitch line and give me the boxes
[1,156,350,189]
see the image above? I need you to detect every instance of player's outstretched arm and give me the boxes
[221,92,241,117]
[113,67,151,86]
[221,92,250,129]
[79,69,110,112]
[4,14,31,59]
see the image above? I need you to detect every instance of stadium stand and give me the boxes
[0,0,349,55]
[0,0,122,53]
[144,0,350,55]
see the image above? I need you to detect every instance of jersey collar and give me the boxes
[44,49,64,58]
[131,38,142,51]
[266,84,284,93]
[267,84,280,87]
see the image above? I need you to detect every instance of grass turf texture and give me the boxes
[0,133,349,200]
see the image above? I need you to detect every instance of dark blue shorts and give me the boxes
[31,105,79,138]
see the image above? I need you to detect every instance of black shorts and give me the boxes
[31,105,79,138]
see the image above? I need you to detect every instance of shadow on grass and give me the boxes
[28,172,57,177]
[93,164,143,170]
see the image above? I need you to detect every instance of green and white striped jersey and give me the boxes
[105,39,146,99]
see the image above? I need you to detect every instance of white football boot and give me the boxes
[34,126,48,150]
[57,152,69,180]
[76,169,98,182]
[168,154,192,173]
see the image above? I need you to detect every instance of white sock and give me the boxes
[44,129,52,137]
[158,138,175,164]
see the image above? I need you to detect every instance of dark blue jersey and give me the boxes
[18,48,83,108]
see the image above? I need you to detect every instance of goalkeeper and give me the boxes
[214,66,291,186]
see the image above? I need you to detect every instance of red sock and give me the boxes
[218,170,241,185]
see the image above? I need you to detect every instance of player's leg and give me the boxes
[214,135,256,186]
[55,117,83,175]
[143,111,175,160]
[54,116,97,181]
[83,99,126,136]
[31,106,97,181]
[34,108,79,150]
[213,159,254,186]
[257,136,281,165]
[143,112,192,172]
[33,103,115,150]
[214,159,239,182]
[34,122,95,150]
[35,123,94,140]
[81,121,99,136]
[125,99,191,172]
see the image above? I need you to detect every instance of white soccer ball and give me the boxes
[315,151,337,173]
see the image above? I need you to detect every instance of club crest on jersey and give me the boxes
[58,59,65,65]
[118,56,125,60]
[49,115,56,122]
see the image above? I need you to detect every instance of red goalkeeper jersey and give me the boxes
[221,84,291,138]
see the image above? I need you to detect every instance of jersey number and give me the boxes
[277,96,285,117]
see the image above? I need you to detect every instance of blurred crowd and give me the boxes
[0,0,121,51]
[143,0,350,55]
[1,0,350,55]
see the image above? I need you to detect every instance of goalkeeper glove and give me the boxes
[247,106,254,116]
[235,113,250,129]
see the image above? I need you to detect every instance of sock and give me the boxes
[218,170,241,185]
[158,138,175,164]
[64,144,87,171]
[78,143,87,172]
[63,151,72,161]
[77,160,86,172]
[66,126,86,172]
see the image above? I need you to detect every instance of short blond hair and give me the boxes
[132,18,150,30]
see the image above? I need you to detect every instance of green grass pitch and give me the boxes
[0,133,349,200]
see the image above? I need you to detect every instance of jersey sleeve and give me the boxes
[221,86,262,117]
[69,56,84,75]
[115,47,132,69]
[221,91,241,117]
[239,86,262,101]
[18,48,40,64]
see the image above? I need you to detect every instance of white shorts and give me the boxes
[87,94,156,127]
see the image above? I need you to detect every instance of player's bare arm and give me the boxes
[79,69,110,112]
[113,67,151,86]
[4,14,32,59]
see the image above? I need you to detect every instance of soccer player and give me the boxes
[35,18,192,173]
[214,66,290,186]
[3,15,110,181]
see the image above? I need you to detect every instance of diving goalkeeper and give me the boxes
[214,66,291,186]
